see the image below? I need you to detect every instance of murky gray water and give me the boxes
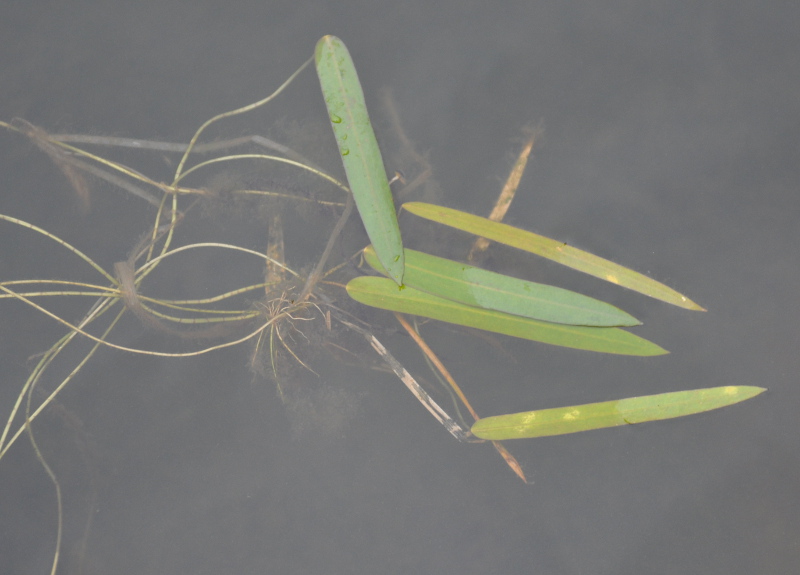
[1,2,798,573]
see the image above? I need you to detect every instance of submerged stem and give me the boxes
[298,193,354,301]
[173,55,314,185]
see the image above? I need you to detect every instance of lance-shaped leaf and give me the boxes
[315,35,404,284]
[471,386,765,440]
[403,202,704,310]
[346,276,667,356]
[363,245,639,327]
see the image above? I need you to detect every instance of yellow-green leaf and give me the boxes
[346,276,667,356]
[315,35,404,284]
[471,386,765,440]
[403,202,704,310]
[363,245,640,327]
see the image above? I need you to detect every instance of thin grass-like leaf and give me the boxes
[315,35,404,284]
[471,386,765,440]
[403,202,704,311]
[346,276,666,356]
[363,245,639,327]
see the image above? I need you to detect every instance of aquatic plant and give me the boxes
[0,36,763,574]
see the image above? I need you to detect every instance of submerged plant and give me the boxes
[1,35,763,574]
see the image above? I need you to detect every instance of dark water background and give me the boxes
[1,2,798,574]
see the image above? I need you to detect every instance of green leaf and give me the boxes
[403,202,704,311]
[315,36,404,285]
[471,386,766,440]
[363,245,640,327]
[346,276,667,356]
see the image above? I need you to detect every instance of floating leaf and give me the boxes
[471,386,766,440]
[403,202,704,310]
[315,35,404,284]
[346,276,666,356]
[363,245,639,327]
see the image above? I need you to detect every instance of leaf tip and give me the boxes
[314,35,344,65]
[649,345,670,356]
[678,294,706,311]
